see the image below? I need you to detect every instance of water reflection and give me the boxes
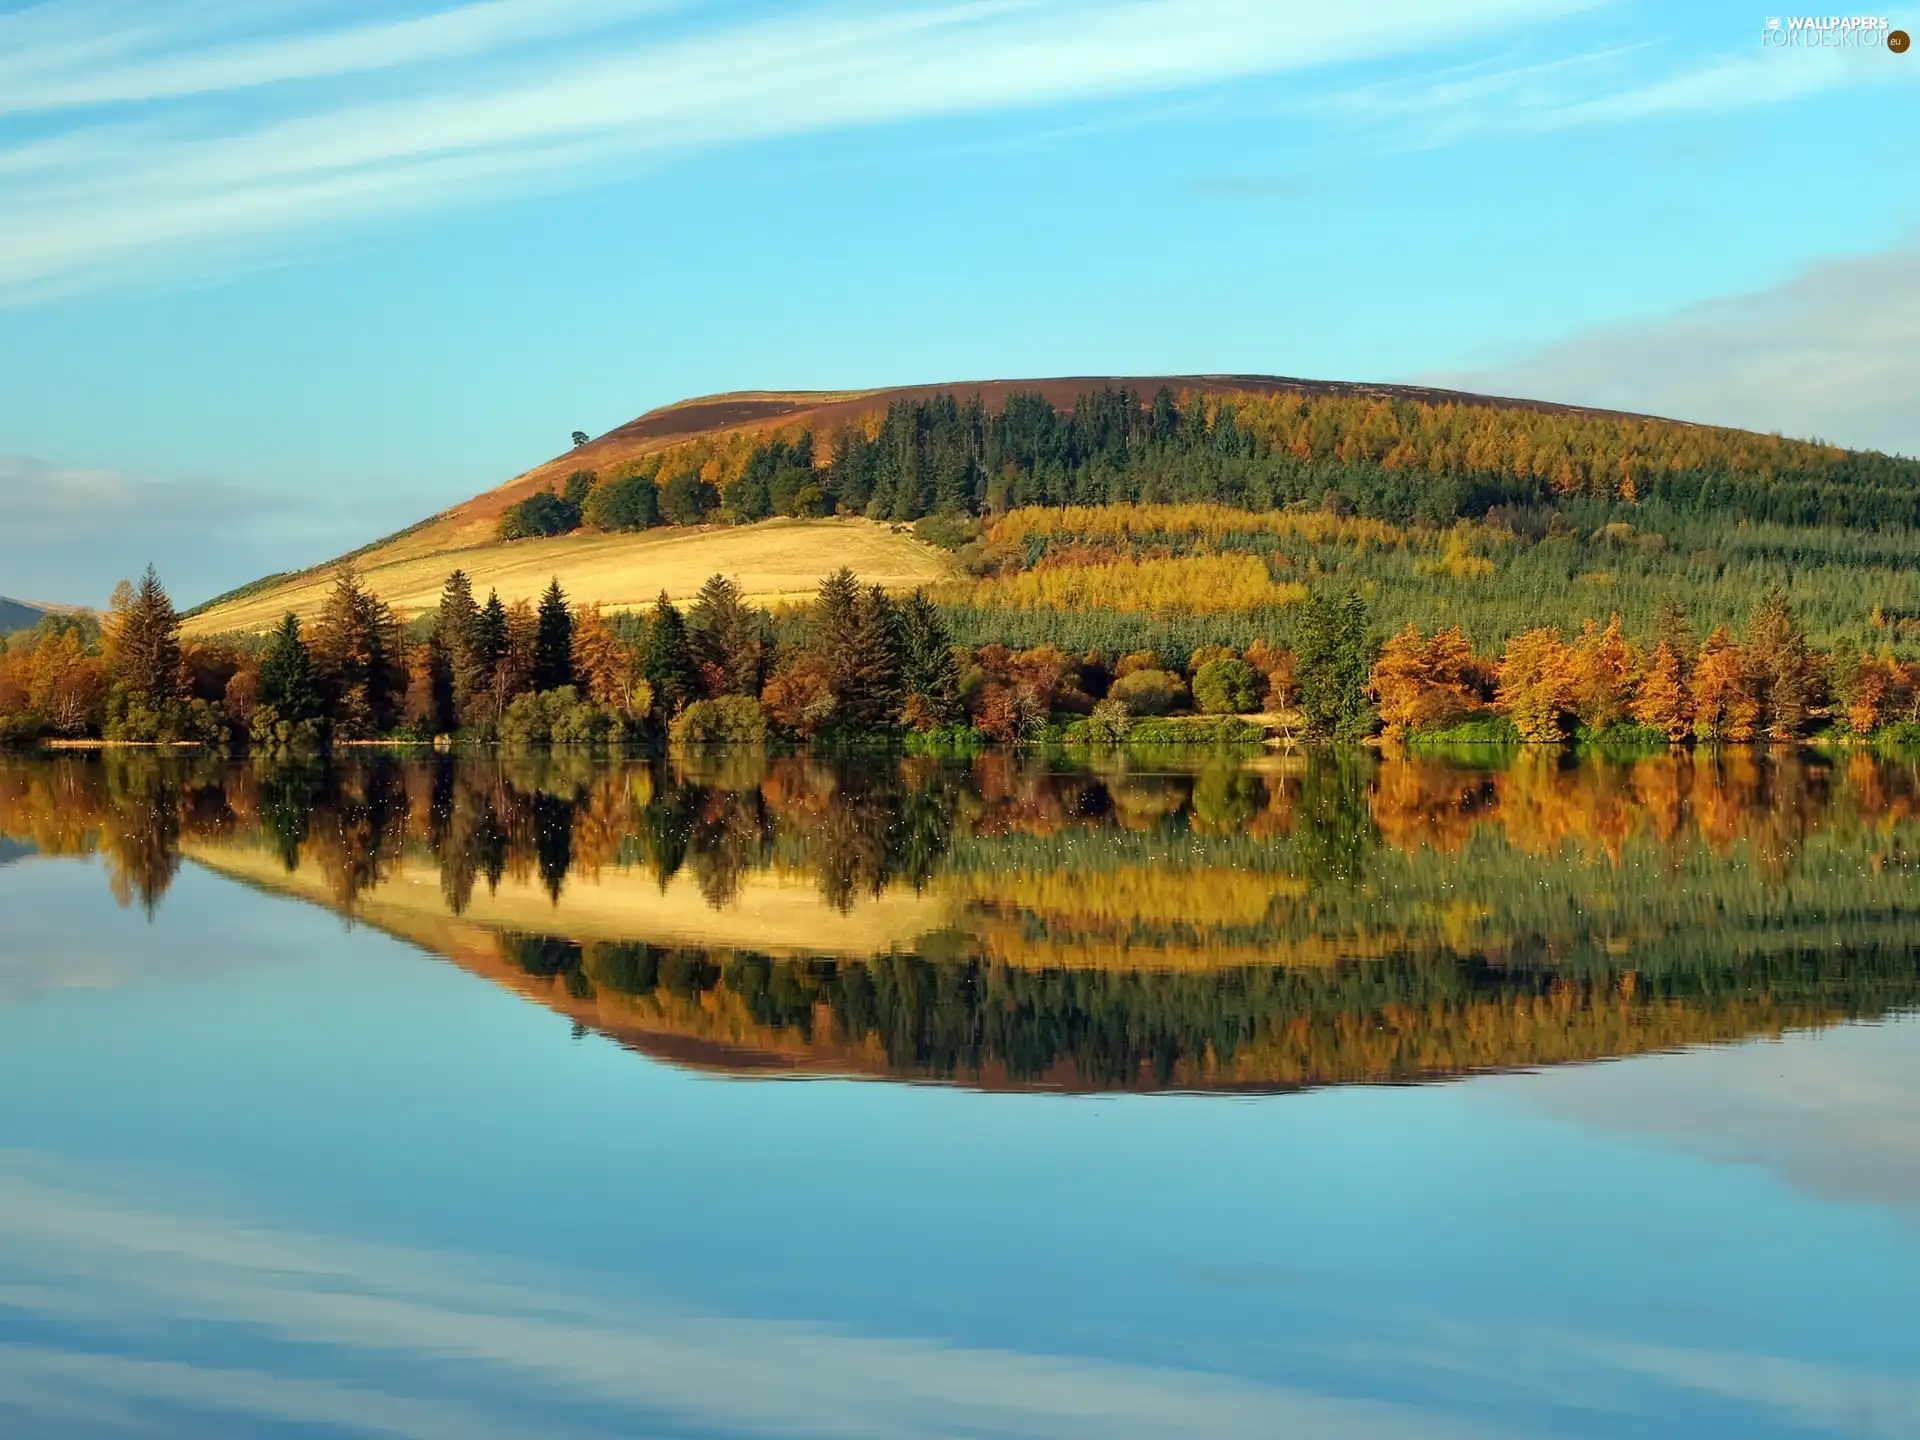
[5,749,1920,1091]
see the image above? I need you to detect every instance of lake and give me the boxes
[2,748,1918,1438]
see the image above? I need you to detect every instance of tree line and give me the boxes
[6,554,1920,750]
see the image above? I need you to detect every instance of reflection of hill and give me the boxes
[184,838,1920,1093]
[183,840,949,958]
[13,749,1920,1093]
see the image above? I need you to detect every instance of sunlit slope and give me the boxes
[183,372,1627,634]
[185,516,951,635]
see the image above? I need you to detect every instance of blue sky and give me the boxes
[0,0,1915,607]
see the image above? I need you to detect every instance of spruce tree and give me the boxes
[476,590,509,670]
[258,613,322,722]
[533,577,574,691]
[841,584,903,728]
[1295,589,1376,741]
[435,569,485,722]
[896,589,959,727]
[639,591,695,716]
[689,573,763,696]
[111,564,183,705]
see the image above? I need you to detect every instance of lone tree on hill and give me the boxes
[571,430,589,448]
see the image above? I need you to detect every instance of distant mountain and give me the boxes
[1,598,58,634]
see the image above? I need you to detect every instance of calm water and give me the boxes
[2,749,1919,1438]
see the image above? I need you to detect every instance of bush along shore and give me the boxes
[2,556,1913,752]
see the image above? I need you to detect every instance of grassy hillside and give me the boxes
[186,515,949,635]
[183,373,1688,635]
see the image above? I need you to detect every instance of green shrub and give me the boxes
[670,695,767,746]
[1192,658,1262,714]
[1407,715,1522,747]
[1108,668,1188,716]
[499,687,625,746]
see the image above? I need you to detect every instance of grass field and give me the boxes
[185,516,954,635]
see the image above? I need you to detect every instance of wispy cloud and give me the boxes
[0,0,1591,303]
[0,1152,1499,1439]
[1428,237,1920,456]
[1292,34,1897,150]
[0,454,404,606]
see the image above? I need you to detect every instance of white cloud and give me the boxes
[0,0,1593,303]
[1429,239,1920,456]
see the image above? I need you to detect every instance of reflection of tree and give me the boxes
[1293,751,1376,884]
[100,754,181,916]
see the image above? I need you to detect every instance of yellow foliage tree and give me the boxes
[1631,642,1690,741]
[1497,628,1578,742]
[1690,628,1758,743]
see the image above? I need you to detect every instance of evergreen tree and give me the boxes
[896,589,960,727]
[689,573,764,696]
[111,564,183,705]
[258,613,322,722]
[639,591,695,716]
[310,561,405,738]
[476,590,509,671]
[435,570,485,724]
[1295,589,1377,741]
[807,569,901,728]
[533,577,574,691]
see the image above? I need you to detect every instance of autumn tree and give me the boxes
[1371,624,1480,738]
[1497,628,1578,743]
[310,562,405,739]
[1745,589,1813,741]
[1690,627,1758,744]
[1572,615,1636,735]
[572,603,648,716]
[533,578,575,691]
[1631,642,1690,741]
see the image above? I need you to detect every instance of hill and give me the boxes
[1,597,93,638]
[183,373,1731,636]
[183,372,1920,650]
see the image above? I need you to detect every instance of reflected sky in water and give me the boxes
[2,753,1919,1437]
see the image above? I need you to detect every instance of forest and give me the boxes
[8,541,1920,749]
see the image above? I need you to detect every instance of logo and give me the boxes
[1762,14,1895,45]
[1891,27,1912,49]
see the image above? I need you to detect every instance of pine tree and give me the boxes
[897,589,960,728]
[834,584,902,728]
[310,561,405,738]
[689,573,763,696]
[533,577,574,691]
[111,565,183,705]
[639,591,695,716]
[476,590,509,671]
[435,570,486,724]
[258,613,322,722]
[1295,589,1376,741]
